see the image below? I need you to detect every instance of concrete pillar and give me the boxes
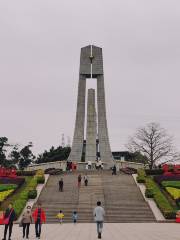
[97,74,114,164]
[85,88,97,162]
[68,75,86,162]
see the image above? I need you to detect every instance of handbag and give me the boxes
[3,209,13,225]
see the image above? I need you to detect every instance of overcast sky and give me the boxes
[0,0,180,156]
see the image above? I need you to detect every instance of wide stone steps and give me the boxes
[34,171,155,223]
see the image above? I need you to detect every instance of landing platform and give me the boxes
[0,223,180,240]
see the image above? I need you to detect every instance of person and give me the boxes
[112,165,117,175]
[93,201,105,239]
[32,202,46,239]
[59,178,64,192]
[84,174,88,186]
[72,211,78,224]
[21,205,32,239]
[87,161,92,170]
[78,174,82,188]
[2,203,16,240]
[56,210,64,224]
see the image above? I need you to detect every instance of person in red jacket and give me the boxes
[32,202,46,239]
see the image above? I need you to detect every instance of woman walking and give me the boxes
[21,206,32,239]
[2,202,16,240]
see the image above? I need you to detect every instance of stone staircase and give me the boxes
[34,171,155,223]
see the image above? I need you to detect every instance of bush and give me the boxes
[145,169,164,175]
[137,176,146,183]
[47,169,62,175]
[36,176,45,184]
[28,189,37,199]
[136,168,146,183]
[145,188,154,198]
[44,168,55,174]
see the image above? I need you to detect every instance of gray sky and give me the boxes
[0,0,180,156]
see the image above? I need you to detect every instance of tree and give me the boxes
[0,137,8,166]
[9,145,21,165]
[18,142,35,169]
[127,122,174,169]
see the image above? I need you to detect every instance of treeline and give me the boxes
[0,137,35,169]
[36,146,71,164]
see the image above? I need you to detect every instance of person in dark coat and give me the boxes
[59,178,64,192]
[112,165,117,175]
[2,202,16,240]
[78,174,82,188]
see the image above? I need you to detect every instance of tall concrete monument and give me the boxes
[68,45,114,165]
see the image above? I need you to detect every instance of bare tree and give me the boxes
[127,122,174,169]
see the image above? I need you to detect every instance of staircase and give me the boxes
[34,171,155,223]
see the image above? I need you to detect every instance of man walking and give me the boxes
[93,201,105,239]
[59,178,64,192]
[32,202,46,239]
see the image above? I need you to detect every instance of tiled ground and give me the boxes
[0,223,180,240]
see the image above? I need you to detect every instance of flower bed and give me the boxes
[166,187,180,200]
[154,175,180,185]
[161,181,180,189]
[0,189,14,202]
[0,184,17,192]
[0,177,25,187]
[137,169,176,219]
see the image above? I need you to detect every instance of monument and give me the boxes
[68,45,114,166]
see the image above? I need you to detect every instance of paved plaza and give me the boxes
[0,223,180,240]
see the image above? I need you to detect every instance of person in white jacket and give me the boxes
[93,201,105,239]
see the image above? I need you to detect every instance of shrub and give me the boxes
[137,176,146,183]
[47,169,62,175]
[0,184,17,192]
[36,169,44,176]
[145,169,164,175]
[36,176,45,184]
[145,188,154,198]
[45,168,55,174]
[136,169,146,183]
[28,189,37,199]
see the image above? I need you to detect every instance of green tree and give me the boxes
[0,137,8,166]
[18,142,35,169]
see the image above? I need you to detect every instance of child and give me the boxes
[72,211,78,224]
[56,210,64,224]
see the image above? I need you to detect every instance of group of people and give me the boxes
[2,202,46,240]
[58,174,89,192]
[1,201,105,239]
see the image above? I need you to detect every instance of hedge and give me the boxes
[145,177,175,218]
[145,169,164,175]
[37,176,45,184]
[136,169,146,183]
[161,181,180,189]
[17,170,36,176]
[28,189,37,199]
[0,184,17,192]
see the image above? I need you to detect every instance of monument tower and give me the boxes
[68,45,114,166]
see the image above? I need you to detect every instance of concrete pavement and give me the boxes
[0,223,180,240]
